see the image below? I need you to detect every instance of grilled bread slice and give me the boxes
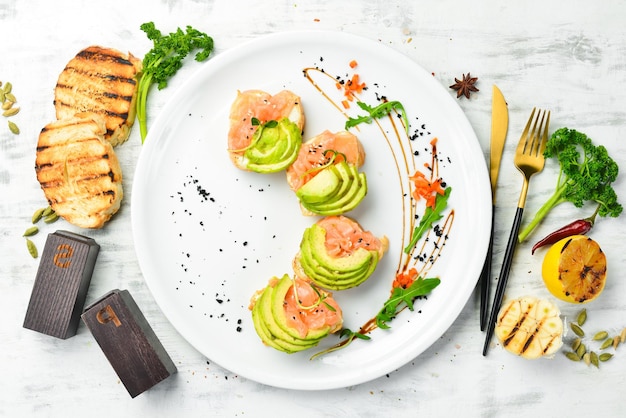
[54,46,142,146]
[35,114,123,229]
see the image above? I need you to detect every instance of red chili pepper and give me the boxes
[531,207,599,254]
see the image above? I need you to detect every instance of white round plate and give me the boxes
[131,30,490,390]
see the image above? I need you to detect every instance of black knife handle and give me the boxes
[479,206,496,331]
[482,206,524,356]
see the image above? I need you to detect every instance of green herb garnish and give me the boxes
[404,186,451,254]
[251,118,277,128]
[137,22,214,143]
[375,277,441,329]
[518,127,622,242]
[293,280,336,312]
[345,100,409,134]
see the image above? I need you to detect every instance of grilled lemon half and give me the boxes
[541,235,607,304]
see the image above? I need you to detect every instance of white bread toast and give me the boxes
[54,46,142,146]
[35,114,123,229]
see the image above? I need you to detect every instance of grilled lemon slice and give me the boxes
[494,296,563,359]
[542,235,607,303]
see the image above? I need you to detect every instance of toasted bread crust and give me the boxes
[35,114,123,229]
[54,46,142,146]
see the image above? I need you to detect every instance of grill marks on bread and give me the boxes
[36,115,123,229]
[54,46,141,146]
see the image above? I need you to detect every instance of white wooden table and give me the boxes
[2,0,625,416]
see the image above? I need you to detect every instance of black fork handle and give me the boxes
[482,206,524,356]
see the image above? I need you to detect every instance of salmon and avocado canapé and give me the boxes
[294,216,388,290]
[286,130,368,216]
[228,89,304,173]
[250,274,343,353]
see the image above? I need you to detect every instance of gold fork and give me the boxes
[482,108,550,356]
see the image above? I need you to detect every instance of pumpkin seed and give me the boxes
[43,212,59,224]
[576,342,586,358]
[3,81,12,94]
[593,331,609,341]
[621,328,626,343]
[571,338,582,351]
[23,226,39,237]
[582,352,591,366]
[1,100,12,110]
[565,351,580,362]
[576,309,587,327]
[26,238,38,258]
[5,92,16,103]
[599,353,613,362]
[599,338,613,350]
[32,207,46,223]
[8,120,19,134]
[570,323,585,337]
[614,335,621,350]
[3,106,19,117]
[590,351,599,368]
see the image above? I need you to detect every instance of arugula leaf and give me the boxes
[345,100,409,134]
[404,186,451,254]
[375,277,441,329]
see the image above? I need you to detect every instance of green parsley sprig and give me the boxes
[518,127,622,242]
[137,22,214,143]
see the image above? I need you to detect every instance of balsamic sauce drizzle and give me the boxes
[303,64,455,343]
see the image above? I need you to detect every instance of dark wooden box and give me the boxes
[81,289,177,398]
[23,230,100,339]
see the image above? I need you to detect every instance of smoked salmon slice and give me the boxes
[286,130,365,191]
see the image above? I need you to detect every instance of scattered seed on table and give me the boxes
[32,207,45,224]
[600,338,614,350]
[23,226,38,237]
[26,238,38,258]
[8,120,19,134]
[3,106,19,117]
[576,309,587,327]
[593,331,609,341]
[599,353,613,362]
[43,212,59,224]
[570,322,585,337]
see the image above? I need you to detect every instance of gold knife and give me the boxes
[479,85,508,331]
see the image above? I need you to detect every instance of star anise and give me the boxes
[449,73,479,99]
